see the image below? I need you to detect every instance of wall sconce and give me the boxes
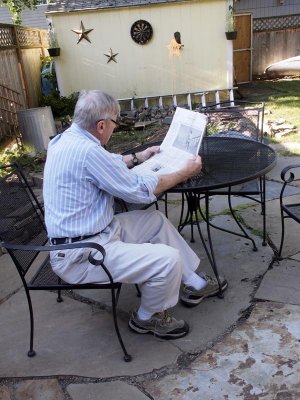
[278,0,284,4]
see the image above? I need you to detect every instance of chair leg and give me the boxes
[260,176,267,246]
[164,192,168,218]
[57,290,63,302]
[57,279,63,302]
[24,287,36,357]
[110,287,132,362]
[135,284,141,297]
[278,212,286,260]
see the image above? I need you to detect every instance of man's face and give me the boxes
[95,116,119,145]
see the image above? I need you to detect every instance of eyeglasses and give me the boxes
[96,118,120,128]
[109,118,120,128]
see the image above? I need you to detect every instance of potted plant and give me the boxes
[48,25,60,57]
[225,1,237,40]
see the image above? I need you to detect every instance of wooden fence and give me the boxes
[253,27,300,77]
[0,23,48,143]
[0,82,23,143]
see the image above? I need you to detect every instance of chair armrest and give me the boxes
[280,164,300,183]
[0,240,114,283]
[279,164,300,203]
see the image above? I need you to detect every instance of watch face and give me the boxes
[132,153,139,165]
[130,20,153,45]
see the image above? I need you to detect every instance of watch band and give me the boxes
[131,152,139,166]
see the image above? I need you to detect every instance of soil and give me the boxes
[107,124,169,154]
[107,79,287,154]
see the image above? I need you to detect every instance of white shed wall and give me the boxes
[49,0,230,99]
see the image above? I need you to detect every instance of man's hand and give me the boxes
[176,155,202,181]
[122,145,160,168]
[154,155,202,195]
[138,146,160,162]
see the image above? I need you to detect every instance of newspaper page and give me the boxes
[132,107,207,175]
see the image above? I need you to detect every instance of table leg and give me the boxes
[178,191,224,297]
[261,176,267,246]
[206,187,258,251]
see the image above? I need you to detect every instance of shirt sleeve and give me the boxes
[85,146,159,204]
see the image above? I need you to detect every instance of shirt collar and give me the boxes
[71,122,101,145]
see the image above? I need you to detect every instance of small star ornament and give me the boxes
[72,21,93,44]
[104,48,119,63]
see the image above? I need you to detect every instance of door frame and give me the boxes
[233,13,253,83]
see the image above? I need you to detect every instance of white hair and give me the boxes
[73,90,120,131]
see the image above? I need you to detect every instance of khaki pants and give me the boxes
[50,210,200,314]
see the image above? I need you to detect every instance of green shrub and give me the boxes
[40,92,79,118]
[0,144,46,176]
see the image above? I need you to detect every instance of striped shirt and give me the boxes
[43,123,158,238]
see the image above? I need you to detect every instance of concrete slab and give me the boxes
[239,195,300,258]
[255,260,300,305]
[2,153,300,399]
[67,382,148,400]
[144,302,300,399]
[266,154,300,182]
[14,380,64,400]
[0,385,12,400]
[0,212,273,379]
[0,290,180,378]
[72,213,273,357]
[0,253,22,303]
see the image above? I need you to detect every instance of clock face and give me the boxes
[130,20,153,45]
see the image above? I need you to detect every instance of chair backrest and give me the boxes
[0,163,48,276]
[200,100,265,142]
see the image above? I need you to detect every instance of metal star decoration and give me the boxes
[104,48,119,63]
[72,21,93,44]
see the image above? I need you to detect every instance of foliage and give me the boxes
[0,144,46,175]
[48,25,59,48]
[1,0,37,25]
[40,92,79,118]
[226,0,236,32]
[40,54,53,66]
[41,60,59,95]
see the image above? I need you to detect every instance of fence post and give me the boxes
[12,25,29,108]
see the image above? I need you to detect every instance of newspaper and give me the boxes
[132,107,207,175]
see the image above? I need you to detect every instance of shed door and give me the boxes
[233,14,252,83]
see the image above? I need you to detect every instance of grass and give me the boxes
[247,79,300,154]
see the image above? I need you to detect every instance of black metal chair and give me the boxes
[196,100,267,248]
[0,162,132,362]
[277,164,300,259]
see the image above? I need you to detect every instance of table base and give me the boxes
[178,190,262,295]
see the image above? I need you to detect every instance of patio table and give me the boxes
[124,135,277,294]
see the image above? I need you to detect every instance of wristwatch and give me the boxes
[131,152,139,166]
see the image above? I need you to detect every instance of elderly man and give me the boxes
[43,90,227,340]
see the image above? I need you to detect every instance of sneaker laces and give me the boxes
[154,310,173,326]
[201,273,216,285]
